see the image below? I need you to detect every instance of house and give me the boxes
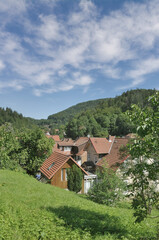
[46,134,60,142]
[96,137,129,170]
[57,138,75,153]
[40,136,130,194]
[40,151,89,193]
[56,137,89,166]
[46,134,61,151]
[84,136,115,164]
[73,137,89,166]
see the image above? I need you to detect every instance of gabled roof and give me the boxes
[46,135,60,142]
[89,137,115,154]
[96,138,129,169]
[40,151,88,179]
[58,137,89,147]
[75,137,89,146]
[58,138,75,147]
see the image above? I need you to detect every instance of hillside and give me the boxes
[0,107,36,129]
[48,98,105,124]
[0,170,157,240]
[0,89,157,135]
[47,89,156,126]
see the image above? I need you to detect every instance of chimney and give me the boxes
[108,135,112,142]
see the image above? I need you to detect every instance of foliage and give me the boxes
[126,91,159,222]
[48,89,155,125]
[0,170,158,240]
[0,89,155,137]
[88,167,125,206]
[0,124,54,175]
[64,89,155,138]
[44,89,155,133]
[0,107,36,129]
[0,123,22,171]
[67,165,83,193]
[18,127,54,175]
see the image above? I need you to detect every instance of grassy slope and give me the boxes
[0,170,158,240]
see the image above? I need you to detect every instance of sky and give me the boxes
[0,0,159,119]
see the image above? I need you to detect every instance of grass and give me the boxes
[0,170,158,240]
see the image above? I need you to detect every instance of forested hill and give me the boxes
[47,89,156,126]
[0,89,156,133]
[48,99,105,124]
[0,107,35,129]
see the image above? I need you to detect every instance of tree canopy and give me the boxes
[126,91,159,222]
[0,124,54,175]
[88,166,125,206]
[67,165,83,193]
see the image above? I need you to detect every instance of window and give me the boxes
[65,169,67,181]
[61,168,64,181]
[64,146,71,151]
[61,169,67,181]
[99,154,106,159]
[47,162,55,170]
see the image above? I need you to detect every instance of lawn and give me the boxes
[0,170,158,240]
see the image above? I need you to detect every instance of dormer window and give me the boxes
[64,146,71,151]
[48,162,55,170]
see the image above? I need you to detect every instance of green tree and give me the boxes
[67,165,83,193]
[66,119,78,139]
[19,127,54,175]
[0,123,21,170]
[126,92,159,222]
[88,167,125,206]
[115,113,134,136]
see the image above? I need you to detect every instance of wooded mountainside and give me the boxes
[43,89,157,138]
[0,107,35,129]
[47,88,156,124]
[0,89,157,137]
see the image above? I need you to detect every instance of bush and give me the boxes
[88,167,125,206]
[67,165,83,193]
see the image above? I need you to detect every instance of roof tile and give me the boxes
[40,151,88,179]
[96,138,129,169]
[89,137,114,154]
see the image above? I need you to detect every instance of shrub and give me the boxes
[88,167,125,206]
[67,165,83,193]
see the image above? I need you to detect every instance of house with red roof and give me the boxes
[46,134,61,151]
[96,137,129,170]
[40,151,89,193]
[56,137,89,166]
[46,134,60,142]
[84,136,115,164]
[39,135,130,194]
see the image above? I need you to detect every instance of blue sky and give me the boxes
[0,0,159,119]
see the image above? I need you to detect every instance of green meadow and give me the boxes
[0,170,158,240]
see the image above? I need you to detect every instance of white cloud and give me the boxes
[0,0,159,95]
[0,0,27,14]
[127,57,159,79]
[38,15,61,41]
[0,80,23,91]
[103,66,121,79]
[75,75,93,86]
[118,57,159,90]
[0,60,5,71]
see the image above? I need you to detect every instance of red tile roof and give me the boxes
[89,137,114,154]
[40,151,88,179]
[96,138,129,169]
[75,137,89,146]
[46,135,60,142]
[58,138,75,147]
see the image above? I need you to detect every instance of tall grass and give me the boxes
[0,170,158,239]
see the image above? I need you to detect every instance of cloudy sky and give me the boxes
[0,0,159,119]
